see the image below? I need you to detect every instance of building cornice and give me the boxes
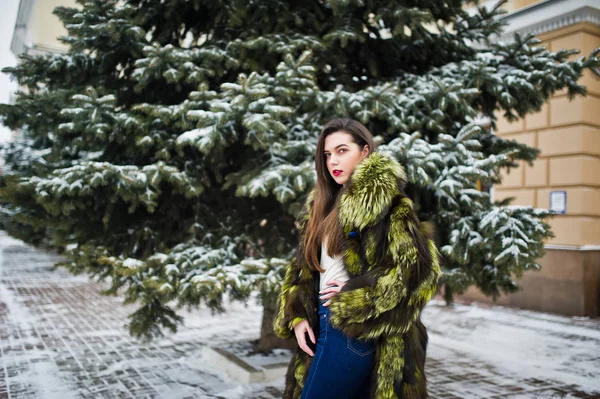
[545,244,600,251]
[10,0,36,56]
[498,0,600,42]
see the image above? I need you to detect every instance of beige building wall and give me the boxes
[495,21,600,317]
[29,0,73,53]
[461,0,600,317]
[494,22,600,246]
[11,0,75,56]
[503,0,543,12]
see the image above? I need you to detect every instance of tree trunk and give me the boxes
[256,295,295,352]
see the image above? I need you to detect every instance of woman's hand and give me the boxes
[293,320,316,357]
[320,279,346,307]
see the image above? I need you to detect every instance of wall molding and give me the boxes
[545,244,600,251]
[498,0,600,42]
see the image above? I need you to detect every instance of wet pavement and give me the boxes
[1,232,599,398]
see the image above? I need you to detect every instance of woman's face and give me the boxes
[323,131,369,185]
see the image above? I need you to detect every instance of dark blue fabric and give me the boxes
[300,302,375,399]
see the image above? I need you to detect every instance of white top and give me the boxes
[319,236,350,291]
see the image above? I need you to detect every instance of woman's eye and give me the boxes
[339,149,346,154]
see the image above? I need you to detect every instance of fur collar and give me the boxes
[338,152,406,231]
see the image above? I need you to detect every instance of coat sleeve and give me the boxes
[273,190,317,340]
[328,197,441,340]
[273,257,315,339]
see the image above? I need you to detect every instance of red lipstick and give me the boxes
[333,170,342,177]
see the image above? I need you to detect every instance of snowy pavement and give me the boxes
[1,231,599,399]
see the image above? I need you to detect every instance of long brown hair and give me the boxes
[303,118,377,272]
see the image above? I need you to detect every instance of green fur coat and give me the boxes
[273,152,441,399]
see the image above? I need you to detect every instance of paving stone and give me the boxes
[1,232,599,398]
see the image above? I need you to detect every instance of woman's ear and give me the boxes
[361,144,370,159]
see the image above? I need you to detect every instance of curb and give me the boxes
[203,346,289,384]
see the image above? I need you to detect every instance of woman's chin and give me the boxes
[333,176,347,185]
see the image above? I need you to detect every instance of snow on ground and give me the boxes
[424,299,600,394]
[1,231,599,398]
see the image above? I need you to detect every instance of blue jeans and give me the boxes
[300,302,375,399]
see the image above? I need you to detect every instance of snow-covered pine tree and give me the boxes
[1,0,598,347]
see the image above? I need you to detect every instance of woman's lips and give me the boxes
[333,170,342,177]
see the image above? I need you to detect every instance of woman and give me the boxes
[274,118,441,399]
